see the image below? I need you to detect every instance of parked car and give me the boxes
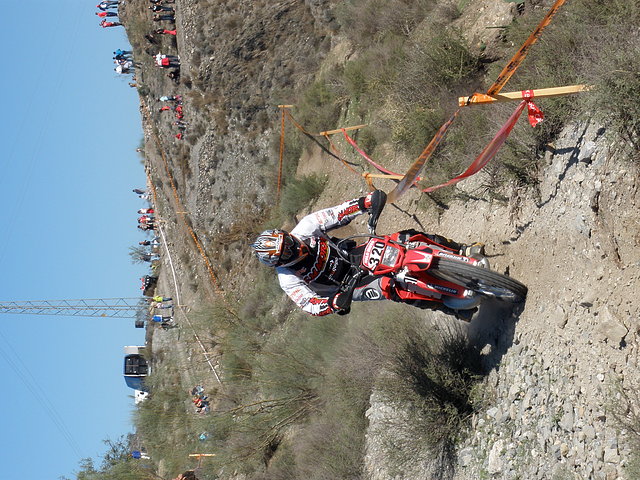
[123,345,150,392]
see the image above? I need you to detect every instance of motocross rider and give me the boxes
[250,190,484,317]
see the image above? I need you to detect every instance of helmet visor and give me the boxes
[279,235,305,267]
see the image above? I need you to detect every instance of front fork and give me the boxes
[393,267,482,311]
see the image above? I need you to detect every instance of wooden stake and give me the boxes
[319,124,367,136]
[190,453,216,468]
[459,84,591,107]
[363,173,405,180]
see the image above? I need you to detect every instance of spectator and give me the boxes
[95,11,118,17]
[131,451,150,460]
[151,302,173,309]
[97,1,119,11]
[154,53,180,68]
[150,4,174,12]
[154,28,177,36]
[151,295,172,302]
[114,59,135,74]
[153,14,176,22]
[139,253,160,262]
[100,20,123,28]
[152,314,173,325]
[139,239,161,247]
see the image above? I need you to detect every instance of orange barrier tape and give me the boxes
[342,129,401,178]
[340,129,426,190]
[423,101,527,193]
[276,106,286,201]
[284,110,361,169]
[387,108,461,203]
[487,0,568,96]
[144,146,225,387]
[321,132,362,177]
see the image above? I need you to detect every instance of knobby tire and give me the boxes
[431,258,528,302]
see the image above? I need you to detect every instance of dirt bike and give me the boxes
[336,191,528,314]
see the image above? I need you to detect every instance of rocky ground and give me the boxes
[451,121,640,480]
[123,0,640,478]
[358,120,640,480]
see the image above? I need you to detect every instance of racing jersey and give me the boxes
[275,198,365,316]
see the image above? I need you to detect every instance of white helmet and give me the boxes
[251,229,308,267]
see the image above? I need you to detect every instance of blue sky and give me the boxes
[0,2,149,478]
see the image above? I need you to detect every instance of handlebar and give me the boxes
[367,190,387,234]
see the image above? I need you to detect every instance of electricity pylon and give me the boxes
[0,298,148,319]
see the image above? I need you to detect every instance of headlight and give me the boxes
[381,246,399,267]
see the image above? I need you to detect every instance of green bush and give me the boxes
[384,25,483,155]
[278,174,327,220]
[132,364,200,475]
[296,80,341,135]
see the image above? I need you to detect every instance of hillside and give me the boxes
[118,1,640,479]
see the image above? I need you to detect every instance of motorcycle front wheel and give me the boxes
[431,258,528,303]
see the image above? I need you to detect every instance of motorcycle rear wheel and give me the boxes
[431,258,528,303]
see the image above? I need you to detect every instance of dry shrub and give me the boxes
[336,0,438,46]
[377,321,484,478]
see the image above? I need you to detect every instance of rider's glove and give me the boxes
[358,194,371,211]
[330,292,352,316]
[358,190,387,234]
[358,191,376,211]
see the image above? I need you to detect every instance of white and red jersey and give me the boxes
[275,198,365,316]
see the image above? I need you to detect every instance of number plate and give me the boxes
[362,240,386,271]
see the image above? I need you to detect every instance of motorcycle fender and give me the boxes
[433,249,473,263]
[403,249,434,273]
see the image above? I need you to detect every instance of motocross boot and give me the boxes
[460,242,489,268]
[459,242,485,258]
